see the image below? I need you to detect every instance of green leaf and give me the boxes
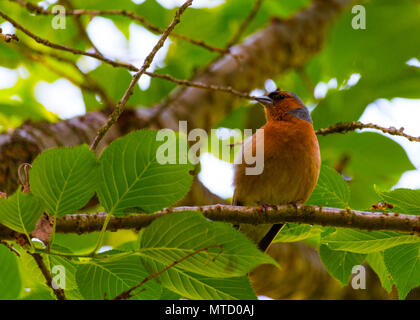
[0,188,44,234]
[319,245,366,285]
[46,245,79,293]
[159,287,181,300]
[366,252,394,293]
[317,132,414,209]
[306,165,350,208]
[274,224,323,243]
[384,243,420,299]
[97,129,193,216]
[30,145,99,217]
[0,245,21,299]
[138,211,275,278]
[321,229,420,254]
[18,286,55,300]
[16,249,45,290]
[377,188,420,214]
[75,254,162,300]
[142,258,256,300]
[53,232,101,255]
[17,245,82,300]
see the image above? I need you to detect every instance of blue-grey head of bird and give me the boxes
[255,89,312,124]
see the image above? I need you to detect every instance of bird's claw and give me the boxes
[287,200,303,210]
[257,202,276,216]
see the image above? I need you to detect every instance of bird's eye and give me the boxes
[278,94,286,100]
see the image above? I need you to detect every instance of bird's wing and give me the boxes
[231,190,243,206]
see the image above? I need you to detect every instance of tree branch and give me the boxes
[29,252,66,300]
[146,72,255,99]
[0,204,418,240]
[316,121,420,142]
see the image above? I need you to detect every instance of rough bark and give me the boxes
[1,204,418,240]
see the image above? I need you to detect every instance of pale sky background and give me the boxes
[1,0,419,200]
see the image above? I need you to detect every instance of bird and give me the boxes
[232,89,321,251]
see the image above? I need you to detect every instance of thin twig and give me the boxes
[316,121,420,142]
[226,0,264,48]
[29,252,66,300]
[136,72,255,129]
[145,71,255,99]
[89,0,194,150]
[112,244,223,300]
[0,27,19,42]
[59,0,103,56]
[10,0,227,54]
[0,240,20,256]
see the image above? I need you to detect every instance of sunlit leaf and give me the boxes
[30,145,99,217]
[367,252,394,293]
[319,244,366,285]
[97,129,193,216]
[0,245,21,299]
[75,254,162,300]
[0,188,44,234]
[138,211,276,278]
[384,243,420,299]
[142,258,256,300]
[274,224,323,243]
[321,229,420,254]
[307,165,350,208]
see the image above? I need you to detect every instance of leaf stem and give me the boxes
[88,213,112,257]
[48,215,57,253]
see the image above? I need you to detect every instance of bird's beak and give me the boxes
[255,96,273,106]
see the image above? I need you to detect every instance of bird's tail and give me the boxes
[257,224,284,251]
[235,220,284,252]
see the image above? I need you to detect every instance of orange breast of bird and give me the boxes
[233,117,321,206]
